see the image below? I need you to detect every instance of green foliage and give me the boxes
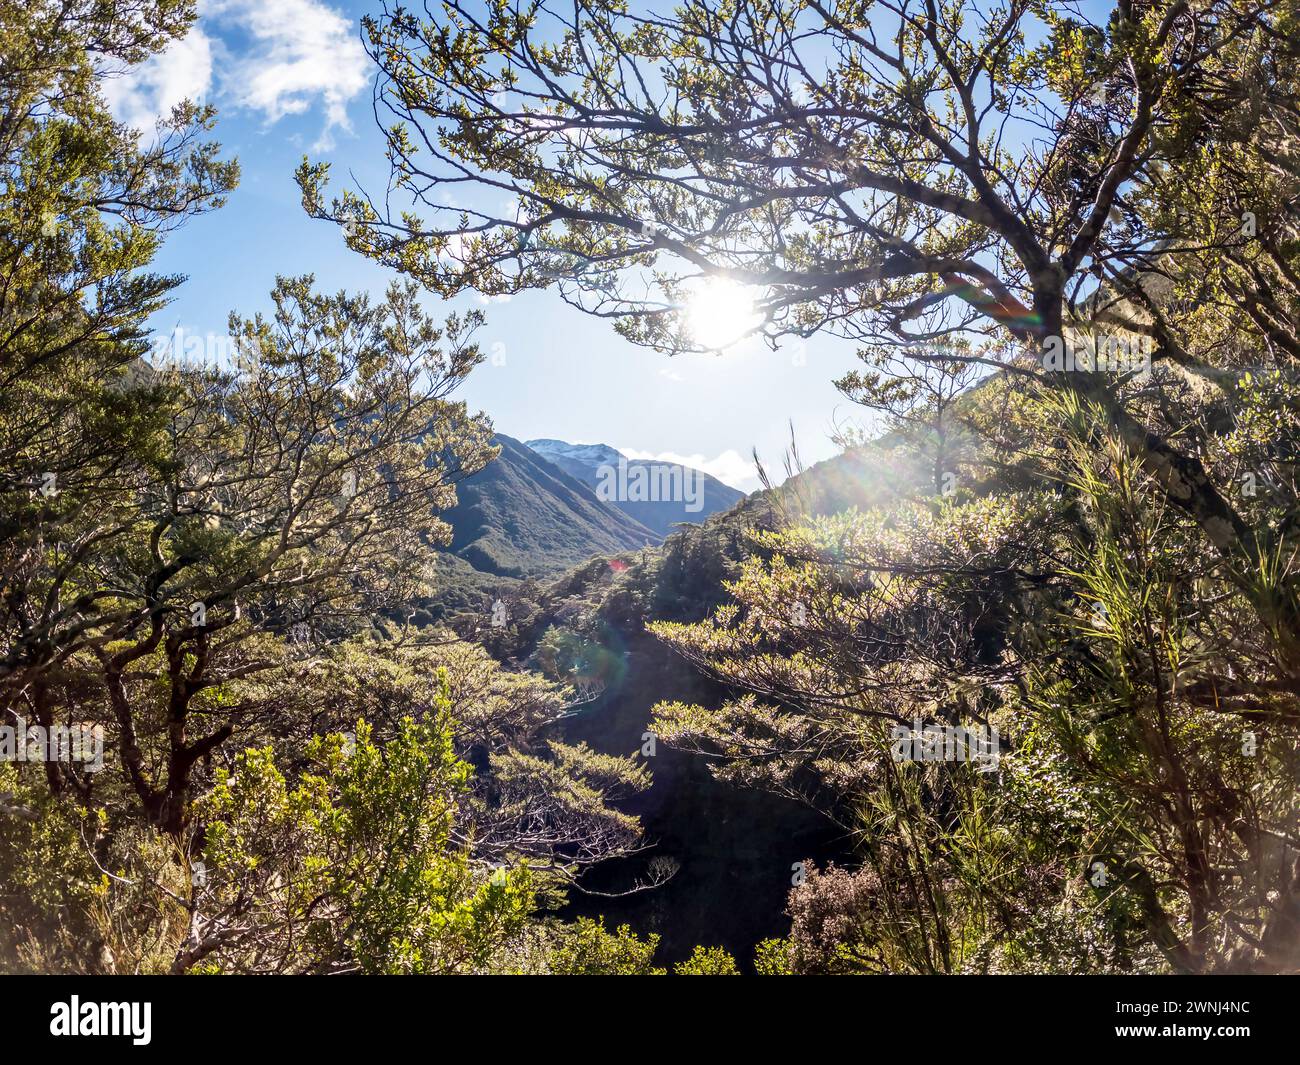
[674,945,740,975]
[191,711,533,974]
[0,0,237,501]
[3,270,498,833]
[0,763,188,973]
[543,918,664,976]
[648,373,1300,972]
[753,938,796,976]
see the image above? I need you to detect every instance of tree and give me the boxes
[183,713,534,975]
[300,0,1300,645]
[1,0,238,637]
[241,638,655,888]
[1,633,662,972]
[649,378,1300,972]
[1,0,238,804]
[834,339,985,495]
[2,276,496,833]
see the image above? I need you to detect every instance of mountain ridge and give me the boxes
[525,438,744,538]
[440,434,658,580]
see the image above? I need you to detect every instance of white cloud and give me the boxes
[209,0,369,149]
[101,29,214,134]
[620,447,759,492]
[102,0,369,149]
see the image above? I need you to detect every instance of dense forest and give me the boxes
[2,0,1299,978]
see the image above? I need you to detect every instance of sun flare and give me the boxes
[683,278,762,350]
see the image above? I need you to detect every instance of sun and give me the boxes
[683,277,762,350]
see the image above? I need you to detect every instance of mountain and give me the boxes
[440,434,657,580]
[524,439,745,538]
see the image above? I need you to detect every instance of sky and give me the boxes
[104,0,877,492]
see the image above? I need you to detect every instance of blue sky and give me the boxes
[105,0,877,491]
